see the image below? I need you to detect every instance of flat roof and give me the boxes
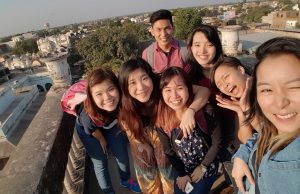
[240,32,280,52]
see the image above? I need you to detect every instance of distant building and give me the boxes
[262,11,300,29]
[259,1,277,8]
[223,10,236,20]
[218,5,233,11]
[293,4,299,11]
[11,32,38,43]
[202,17,220,26]
[11,36,24,43]
[37,34,71,55]
[242,2,259,10]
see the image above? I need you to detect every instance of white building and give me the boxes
[37,34,71,55]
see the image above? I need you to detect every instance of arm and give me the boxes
[180,85,210,138]
[233,133,258,163]
[236,111,254,144]
[216,95,254,143]
[156,127,187,177]
[231,134,258,193]
[92,129,108,154]
[201,117,222,167]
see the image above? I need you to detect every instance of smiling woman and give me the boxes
[210,57,257,143]
[75,68,141,194]
[118,57,174,194]
[232,37,300,194]
[155,67,221,194]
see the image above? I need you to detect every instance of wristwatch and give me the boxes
[200,164,208,173]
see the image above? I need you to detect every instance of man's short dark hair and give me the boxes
[150,9,173,26]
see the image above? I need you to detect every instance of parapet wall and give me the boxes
[0,87,76,193]
[1,86,39,138]
[255,28,300,39]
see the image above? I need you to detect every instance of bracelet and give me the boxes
[200,164,208,173]
[188,107,196,113]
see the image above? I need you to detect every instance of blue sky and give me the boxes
[0,0,242,37]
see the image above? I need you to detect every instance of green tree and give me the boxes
[13,38,38,56]
[75,22,149,72]
[234,3,243,14]
[239,5,273,23]
[174,8,202,40]
[0,36,12,43]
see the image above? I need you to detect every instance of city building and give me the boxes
[262,10,300,29]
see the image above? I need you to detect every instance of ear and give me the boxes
[238,66,245,75]
[149,27,155,37]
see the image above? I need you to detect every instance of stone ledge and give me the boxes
[0,87,76,194]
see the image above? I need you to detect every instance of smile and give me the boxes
[198,55,209,59]
[170,99,182,105]
[228,85,236,93]
[104,99,114,105]
[275,112,297,119]
[137,91,148,96]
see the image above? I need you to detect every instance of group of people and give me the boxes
[74,9,300,194]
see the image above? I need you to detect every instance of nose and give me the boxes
[136,81,145,91]
[199,45,207,54]
[161,29,167,36]
[219,80,228,91]
[170,89,179,98]
[103,92,111,100]
[274,93,290,109]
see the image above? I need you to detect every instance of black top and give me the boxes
[156,110,223,177]
[77,109,100,135]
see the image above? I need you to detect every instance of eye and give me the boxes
[207,43,214,47]
[224,74,229,80]
[260,88,272,93]
[165,26,172,31]
[142,76,149,81]
[108,87,115,92]
[129,81,135,86]
[288,84,300,90]
[163,88,171,93]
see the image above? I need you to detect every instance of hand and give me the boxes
[180,108,196,138]
[138,144,155,165]
[67,93,87,110]
[216,95,242,113]
[232,157,255,194]
[92,130,108,154]
[191,165,206,183]
[238,77,252,112]
[99,137,108,154]
[176,175,191,192]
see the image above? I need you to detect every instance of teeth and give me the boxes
[171,100,181,105]
[104,100,114,105]
[275,113,297,119]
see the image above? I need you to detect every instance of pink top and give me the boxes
[142,39,186,73]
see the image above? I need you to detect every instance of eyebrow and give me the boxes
[285,78,300,84]
[129,73,147,82]
[257,78,300,86]
[216,73,227,87]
